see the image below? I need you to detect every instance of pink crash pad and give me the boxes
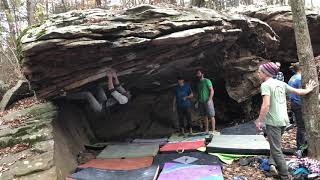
[157,163,223,180]
[160,140,205,153]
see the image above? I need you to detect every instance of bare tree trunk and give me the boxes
[27,0,36,26]
[191,0,205,7]
[81,0,84,7]
[51,0,54,12]
[11,1,20,36]
[290,0,320,160]
[242,0,252,5]
[267,0,274,5]
[61,0,67,12]
[96,0,101,7]
[1,0,16,43]
[170,0,176,4]
[280,0,285,5]
[207,0,215,8]
[180,0,184,6]
[46,0,49,17]
[214,0,224,10]
[310,0,313,8]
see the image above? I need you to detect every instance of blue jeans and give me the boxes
[291,102,306,150]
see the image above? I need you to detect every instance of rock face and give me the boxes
[236,6,320,62]
[0,102,94,180]
[21,5,280,124]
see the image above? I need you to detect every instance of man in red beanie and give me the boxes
[256,62,317,180]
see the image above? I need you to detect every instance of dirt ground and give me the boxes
[223,128,298,180]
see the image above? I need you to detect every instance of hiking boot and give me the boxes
[270,165,279,177]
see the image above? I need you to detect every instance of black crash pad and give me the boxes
[153,152,221,169]
[220,121,257,135]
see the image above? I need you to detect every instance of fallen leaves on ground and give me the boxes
[0,143,30,157]
[282,128,297,149]
[0,97,44,174]
[0,96,46,128]
[224,161,273,180]
[0,96,45,119]
[223,127,297,180]
[0,115,30,128]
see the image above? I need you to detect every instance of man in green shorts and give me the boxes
[196,69,216,133]
[256,62,316,180]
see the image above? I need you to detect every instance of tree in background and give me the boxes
[1,0,17,43]
[27,0,35,25]
[290,0,320,159]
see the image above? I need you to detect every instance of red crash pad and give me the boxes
[160,140,205,153]
[78,156,154,170]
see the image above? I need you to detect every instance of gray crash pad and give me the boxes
[97,144,159,159]
[220,121,257,135]
[207,135,270,155]
[70,166,159,180]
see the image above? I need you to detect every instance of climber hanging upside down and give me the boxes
[60,69,131,114]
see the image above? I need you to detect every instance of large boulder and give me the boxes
[0,102,95,180]
[233,5,320,62]
[20,6,279,124]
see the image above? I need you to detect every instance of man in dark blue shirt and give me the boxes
[288,63,306,150]
[173,76,194,135]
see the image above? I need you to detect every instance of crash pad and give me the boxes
[97,144,159,159]
[84,142,130,150]
[168,134,207,143]
[220,121,256,135]
[70,166,159,180]
[157,163,224,180]
[132,138,168,146]
[207,135,270,155]
[78,156,153,170]
[209,153,255,164]
[160,140,205,153]
[153,152,221,168]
